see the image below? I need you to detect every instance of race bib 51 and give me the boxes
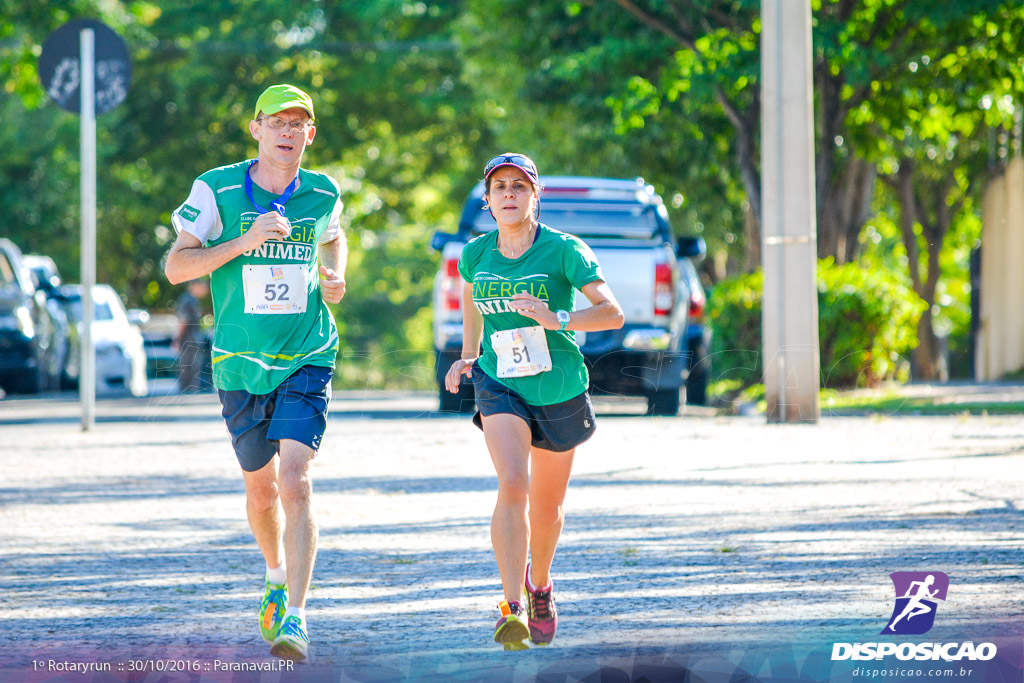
[491,325,552,378]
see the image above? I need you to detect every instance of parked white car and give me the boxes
[61,284,149,396]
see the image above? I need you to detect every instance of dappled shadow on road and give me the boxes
[0,392,699,426]
[4,470,954,507]
[690,448,1024,472]
[0,474,243,506]
[3,465,1023,669]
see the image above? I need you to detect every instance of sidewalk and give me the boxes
[1,394,1022,681]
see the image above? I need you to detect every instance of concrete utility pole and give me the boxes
[760,0,820,423]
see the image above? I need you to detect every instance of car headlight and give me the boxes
[14,306,34,337]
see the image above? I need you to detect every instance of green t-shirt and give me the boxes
[458,224,604,406]
[172,160,343,394]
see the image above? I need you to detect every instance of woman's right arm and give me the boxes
[444,282,482,392]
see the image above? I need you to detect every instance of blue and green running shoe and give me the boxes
[259,574,288,644]
[270,615,310,661]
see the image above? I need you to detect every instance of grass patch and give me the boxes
[822,394,1024,415]
[719,384,1024,416]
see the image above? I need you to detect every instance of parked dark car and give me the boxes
[0,240,65,394]
[23,254,75,389]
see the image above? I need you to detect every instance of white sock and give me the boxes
[284,606,306,626]
[266,562,287,586]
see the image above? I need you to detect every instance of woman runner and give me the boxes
[445,153,625,649]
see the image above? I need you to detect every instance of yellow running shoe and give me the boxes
[493,600,529,650]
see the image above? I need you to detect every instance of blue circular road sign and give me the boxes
[39,19,131,115]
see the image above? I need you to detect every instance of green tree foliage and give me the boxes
[461,0,1024,383]
[708,261,926,390]
[457,0,750,275]
[845,2,1024,379]
[1,1,491,387]
[4,2,1024,391]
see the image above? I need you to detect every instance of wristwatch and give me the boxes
[556,309,571,331]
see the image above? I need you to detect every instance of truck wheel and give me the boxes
[439,383,475,414]
[685,343,709,406]
[646,389,680,416]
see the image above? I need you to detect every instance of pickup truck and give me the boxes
[430,176,708,416]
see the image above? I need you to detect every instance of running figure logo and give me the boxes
[883,571,949,635]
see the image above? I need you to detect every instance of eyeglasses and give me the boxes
[258,115,313,132]
[484,154,538,180]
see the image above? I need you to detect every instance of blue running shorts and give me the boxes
[218,364,333,472]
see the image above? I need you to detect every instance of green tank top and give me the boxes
[458,224,604,406]
[172,160,342,394]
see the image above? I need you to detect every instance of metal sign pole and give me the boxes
[80,28,96,431]
[39,19,130,429]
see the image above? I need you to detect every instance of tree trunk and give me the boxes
[914,207,948,381]
[913,306,941,381]
[742,199,761,273]
[890,160,954,382]
[717,94,762,273]
[814,61,876,263]
[818,157,877,263]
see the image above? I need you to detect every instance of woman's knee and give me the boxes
[495,472,529,505]
[529,501,564,527]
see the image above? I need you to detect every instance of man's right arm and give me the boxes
[165,213,292,284]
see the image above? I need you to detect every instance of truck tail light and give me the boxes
[689,287,706,321]
[654,263,673,316]
[442,258,462,312]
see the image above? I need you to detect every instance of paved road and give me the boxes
[1,390,1022,681]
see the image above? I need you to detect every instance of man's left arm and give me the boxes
[318,233,347,304]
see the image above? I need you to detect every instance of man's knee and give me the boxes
[278,440,316,506]
[245,477,279,512]
[279,468,313,506]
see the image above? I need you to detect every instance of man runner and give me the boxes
[165,84,346,661]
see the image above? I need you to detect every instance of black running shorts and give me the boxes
[470,363,596,452]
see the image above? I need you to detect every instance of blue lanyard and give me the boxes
[245,160,299,216]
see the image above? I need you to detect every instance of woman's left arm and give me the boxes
[510,280,624,332]
[569,280,625,331]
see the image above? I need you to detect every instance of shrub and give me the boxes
[707,260,926,390]
[706,270,765,389]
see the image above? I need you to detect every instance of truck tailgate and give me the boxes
[578,243,659,324]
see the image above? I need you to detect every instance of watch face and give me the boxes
[557,310,570,323]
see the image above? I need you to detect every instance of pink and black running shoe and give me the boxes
[525,564,557,645]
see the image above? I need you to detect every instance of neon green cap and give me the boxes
[254,84,314,120]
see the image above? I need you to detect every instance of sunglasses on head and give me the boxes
[484,154,538,179]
